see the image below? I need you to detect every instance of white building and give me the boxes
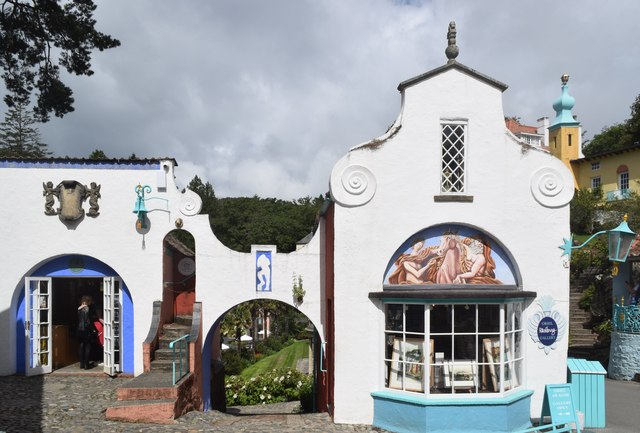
[0,23,574,433]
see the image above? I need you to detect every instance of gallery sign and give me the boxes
[528,296,567,354]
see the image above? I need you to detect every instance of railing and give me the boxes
[613,304,640,333]
[169,334,190,385]
[606,189,630,202]
[515,422,575,433]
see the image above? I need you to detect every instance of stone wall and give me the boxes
[608,331,640,380]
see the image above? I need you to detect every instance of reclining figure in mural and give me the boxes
[387,233,502,285]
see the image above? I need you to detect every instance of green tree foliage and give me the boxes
[187,175,217,216]
[0,0,120,121]
[570,187,603,234]
[89,149,107,159]
[0,102,49,157]
[211,195,324,253]
[220,303,252,349]
[583,93,640,156]
[186,175,324,253]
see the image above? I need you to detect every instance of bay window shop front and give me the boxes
[383,301,525,395]
[370,225,536,433]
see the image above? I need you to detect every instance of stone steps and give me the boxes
[106,315,193,424]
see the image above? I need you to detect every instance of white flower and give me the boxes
[260,394,265,400]
[251,377,256,381]
[263,386,267,391]
[267,394,272,399]
[297,381,302,388]
[279,376,284,382]
[233,393,237,399]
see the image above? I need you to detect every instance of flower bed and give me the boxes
[225,367,313,406]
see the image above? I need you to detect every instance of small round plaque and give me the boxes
[178,257,195,276]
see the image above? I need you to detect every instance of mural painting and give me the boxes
[384,226,515,286]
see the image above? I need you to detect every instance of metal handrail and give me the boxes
[515,422,574,433]
[169,334,190,385]
[613,304,640,334]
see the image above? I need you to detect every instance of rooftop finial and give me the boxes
[561,73,569,85]
[445,21,458,63]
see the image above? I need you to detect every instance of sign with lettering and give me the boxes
[537,317,558,346]
[540,384,580,432]
[528,296,567,354]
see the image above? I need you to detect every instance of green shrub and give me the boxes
[579,284,596,311]
[225,368,312,406]
[298,377,314,413]
[222,349,251,376]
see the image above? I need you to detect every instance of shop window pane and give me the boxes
[513,330,523,359]
[454,304,475,332]
[430,304,452,333]
[453,335,476,360]
[386,304,403,331]
[406,304,424,333]
[478,304,499,332]
[432,335,451,360]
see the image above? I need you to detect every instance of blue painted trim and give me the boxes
[371,389,533,406]
[15,255,134,375]
[0,160,160,170]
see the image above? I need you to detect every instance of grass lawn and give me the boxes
[240,340,309,378]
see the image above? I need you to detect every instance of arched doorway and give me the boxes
[203,300,325,414]
[15,255,134,376]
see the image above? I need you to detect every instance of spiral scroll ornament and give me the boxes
[179,189,203,216]
[330,164,377,207]
[530,167,573,208]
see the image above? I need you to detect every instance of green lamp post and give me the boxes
[560,214,636,275]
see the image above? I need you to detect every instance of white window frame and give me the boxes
[591,176,601,189]
[440,121,467,194]
[591,162,600,171]
[619,171,629,191]
[383,301,523,397]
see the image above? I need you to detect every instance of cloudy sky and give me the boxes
[28,0,640,199]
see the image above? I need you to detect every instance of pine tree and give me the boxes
[0,103,50,158]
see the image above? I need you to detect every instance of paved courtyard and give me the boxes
[0,373,638,433]
[0,374,385,433]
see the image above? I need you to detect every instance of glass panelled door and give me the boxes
[24,277,52,375]
[103,277,121,376]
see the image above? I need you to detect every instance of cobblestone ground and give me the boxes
[0,375,387,433]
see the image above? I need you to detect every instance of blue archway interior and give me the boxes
[15,254,134,374]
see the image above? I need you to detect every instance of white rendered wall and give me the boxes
[0,160,325,376]
[329,68,573,424]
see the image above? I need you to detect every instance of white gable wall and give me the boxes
[330,67,572,423]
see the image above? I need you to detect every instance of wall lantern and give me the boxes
[560,214,636,276]
[133,184,152,229]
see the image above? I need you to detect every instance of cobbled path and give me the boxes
[0,375,387,433]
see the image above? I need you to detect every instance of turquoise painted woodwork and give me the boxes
[566,358,606,428]
[371,389,532,433]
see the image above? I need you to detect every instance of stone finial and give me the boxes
[445,21,459,63]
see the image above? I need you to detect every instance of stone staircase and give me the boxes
[568,268,599,357]
[105,315,193,424]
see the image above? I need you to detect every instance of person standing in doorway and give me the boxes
[77,296,95,369]
[92,310,104,364]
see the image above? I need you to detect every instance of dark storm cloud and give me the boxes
[30,0,640,198]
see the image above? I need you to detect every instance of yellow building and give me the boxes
[548,74,640,201]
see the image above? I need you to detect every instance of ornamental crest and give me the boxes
[43,180,101,222]
[527,296,567,355]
